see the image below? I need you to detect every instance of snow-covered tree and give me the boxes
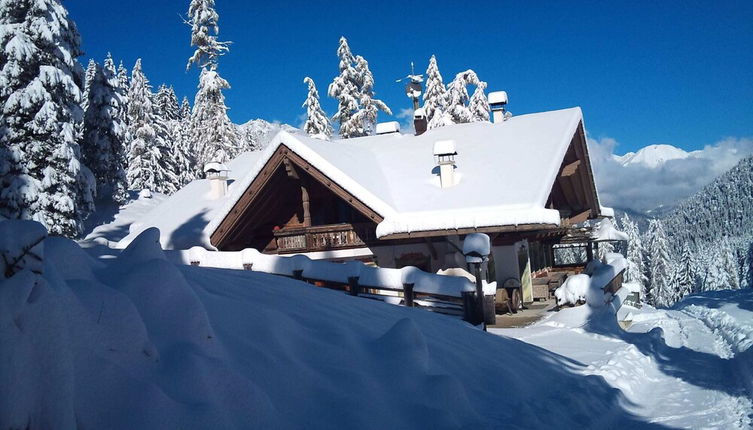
[186,0,228,71]
[348,55,391,136]
[328,37,360,138]
[675,242,696,301]
[155,84,180,122]
[621,214,647,293]
[80,54,129,203]
[445,69,479,124]
[0,0,94,237]
[82,58,97,113]
[179,96,191,120]
[646,219,674,307]
[302,77,332,139]
[189,69,239,166]
[117,61,129,94]
[469,81,490,122]
[126,59,178,194]
[423,55,450,129]
[185,0,238,167]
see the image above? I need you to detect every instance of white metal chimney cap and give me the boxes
[433,139,457,156]
[488,91,508,105]
[203,161,229,174]
[376,121,400,135]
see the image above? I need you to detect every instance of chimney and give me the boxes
[488,91,509,123]
[413,108,427,136]
[433,139,457,188]
[203,162,230,199]
[376,121,400,135]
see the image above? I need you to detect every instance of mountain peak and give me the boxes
[617,144,691,168]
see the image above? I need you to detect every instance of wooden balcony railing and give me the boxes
[273,223,375,253]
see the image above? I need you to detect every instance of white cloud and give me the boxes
[589,136,753,213]
[395,108,414,134]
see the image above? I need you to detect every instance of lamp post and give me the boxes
[463,233,494,328]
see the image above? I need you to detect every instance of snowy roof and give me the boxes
[119,107,599,249]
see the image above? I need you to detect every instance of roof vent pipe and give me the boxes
[204,162,230,199]
[488,91,511,123]
[433,140,457,188]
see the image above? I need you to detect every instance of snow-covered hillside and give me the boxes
[613,144,697,168]
[3,220,752,429]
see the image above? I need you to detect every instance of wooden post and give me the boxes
[190,260,200,266]
[403,283,415,307]
[292,269,304,280]
[462,291,479,324]
[348,276,360,296]
[243,263,253,271]
[483,294,496,325]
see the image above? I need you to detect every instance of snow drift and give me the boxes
[1,220,668,429]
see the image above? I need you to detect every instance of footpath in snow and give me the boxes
[493,291,753,429]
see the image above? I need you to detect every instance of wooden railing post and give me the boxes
[348,276,360,296]
[403,283,415,307]
[292,269,304,280]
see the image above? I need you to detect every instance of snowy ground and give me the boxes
[493,292,753,429]
[3,221,752,429]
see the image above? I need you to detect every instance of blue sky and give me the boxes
[68,0,752,154]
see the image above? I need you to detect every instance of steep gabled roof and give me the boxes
[119,107,602,250]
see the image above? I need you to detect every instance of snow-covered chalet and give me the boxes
[119,105,611,303]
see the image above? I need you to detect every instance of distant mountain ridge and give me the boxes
[612,144,700,168]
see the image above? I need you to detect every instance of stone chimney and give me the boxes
[433,139,457,188]
[413,108,427,136]
[203,162,230,199]
[488,91,510,123]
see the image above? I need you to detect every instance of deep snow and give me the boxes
[3,221,752,429]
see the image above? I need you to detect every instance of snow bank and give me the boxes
[167,247,476,297]
[3,220,664,429]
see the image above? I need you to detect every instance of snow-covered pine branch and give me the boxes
[350,55,391,136]
[185,0,230,71]
[445,69,479,124]
[646,219,674,307]
[0,0,93,237]
[302,77,332,139]
[189,68,240,167]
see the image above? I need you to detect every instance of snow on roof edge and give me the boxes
[533,106,584,207]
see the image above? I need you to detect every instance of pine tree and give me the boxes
[302,77,332,139]
[186,0,229,71]
[186,0,238,166]
[80,54,129,204]
[469,81,490,122]
[621,214,647,295]
[82,59,97,113]
[328,36,360,138]
[348,55,391,136]
[117,61,129,94]
[126,59,178,194]
[675,242,695,301]
[720,237,740,290]
[445,69,479,124]
[646,219,674,307]
[0,0,94,237]
[179,96,191,120]
[423,55,450,129]
[155,85,180,121]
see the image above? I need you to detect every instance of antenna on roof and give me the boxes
[396,62,423,111]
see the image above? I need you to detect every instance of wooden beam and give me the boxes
[565,209,591,225]
[560,159,581,177]
[378,223,560,241]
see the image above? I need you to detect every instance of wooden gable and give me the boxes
[210,144,384,251]
[545,121,601,225]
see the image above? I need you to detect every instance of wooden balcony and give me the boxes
[272,223,375,253]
